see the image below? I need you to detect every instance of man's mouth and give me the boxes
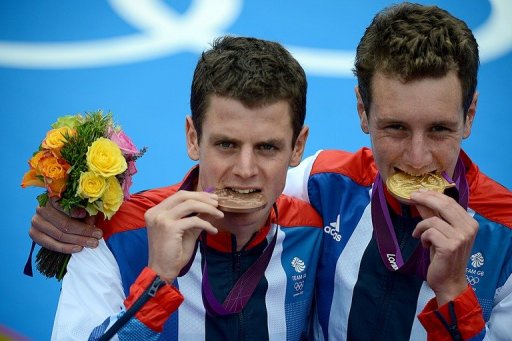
[394,168,438,177]
[214,188,266,213]
[225,187,261,194]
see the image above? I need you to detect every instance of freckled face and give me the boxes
[357,71,476,182]
[186,95,307,229]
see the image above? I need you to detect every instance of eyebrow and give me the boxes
[375,116,460,127]
[209,134,286,147]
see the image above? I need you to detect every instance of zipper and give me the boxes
[98,275,165,340]
[233,250,244,339]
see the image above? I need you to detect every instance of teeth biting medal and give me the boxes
[386,172,455,203]
[214,188,267,213]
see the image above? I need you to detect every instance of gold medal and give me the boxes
[386,172,455,203]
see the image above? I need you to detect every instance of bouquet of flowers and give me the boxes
[21,110,145,280]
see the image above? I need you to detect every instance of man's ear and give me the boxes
[289,126,309,167]
[355,86,369,134]
[463,92,478,139]
[185,116,200,160]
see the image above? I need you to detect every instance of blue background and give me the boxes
[1,1,511,339]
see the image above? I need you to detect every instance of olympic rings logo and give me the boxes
[294,281,304,291]
[466,275,480,286]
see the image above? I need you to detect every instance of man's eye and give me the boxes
[258,144,277,151]
[217,141,234,149]
[386,124,405,130]
[431,125,449,132]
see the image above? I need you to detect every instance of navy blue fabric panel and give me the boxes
[106,228,149,296]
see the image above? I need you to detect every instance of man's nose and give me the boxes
[403,134,433,171]
[232,148,258,178]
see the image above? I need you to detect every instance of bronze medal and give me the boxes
[214,189,267,213]
[385,172,455,203]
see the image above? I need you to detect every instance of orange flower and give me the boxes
[21,169,45,188]
[29,150,47,169]
[36,154,70,181]
[21,151,69,197]
[45,176,68,198]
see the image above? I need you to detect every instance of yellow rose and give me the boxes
[87,138,127,177]
[101,176,124,219]
[42,127,76,155]
[77,171,107,202]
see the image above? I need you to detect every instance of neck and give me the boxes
[233,233,255,251]
[209,215,269,252]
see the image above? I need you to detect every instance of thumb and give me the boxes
[84,215,98,226]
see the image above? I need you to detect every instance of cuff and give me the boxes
[124,267,184,332]
[418,285,485,340]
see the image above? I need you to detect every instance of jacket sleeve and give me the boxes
[418,286,485,340]
[51,239,183,341]
[284,151,322,202]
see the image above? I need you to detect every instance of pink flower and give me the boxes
[121,160,138,200]
[108,127,139,156]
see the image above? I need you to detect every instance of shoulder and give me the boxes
[98,183,182,239]
[464,151,512,228]
[311,147,377,187]
[275,194,323,228]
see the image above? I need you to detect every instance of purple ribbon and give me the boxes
[371,157,469,280]
[201,225,278,316]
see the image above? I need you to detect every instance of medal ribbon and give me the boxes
[371,157,469,279]
[201,205,279,316]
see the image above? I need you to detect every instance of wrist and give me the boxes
[148,264,177,284]
[434,281,468,306]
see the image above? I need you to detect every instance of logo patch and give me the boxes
[290,257,307,297]
[471,252,484,268]
[324,214,342,242]
[466,252,485,290]
[291,257,306,273]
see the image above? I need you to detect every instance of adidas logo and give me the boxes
[324,214,342,242]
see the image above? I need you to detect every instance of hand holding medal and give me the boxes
[389,161,477,305]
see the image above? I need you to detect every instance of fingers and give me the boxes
[29,226,83,254]
[37,205,102,238]
[410,190,477,236]
[411,189,473,222]
[146,190,223,224]
[409,189,477,304]
[30,205,102,254]
[146,190,222,282]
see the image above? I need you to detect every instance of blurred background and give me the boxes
[1,0,511,339]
